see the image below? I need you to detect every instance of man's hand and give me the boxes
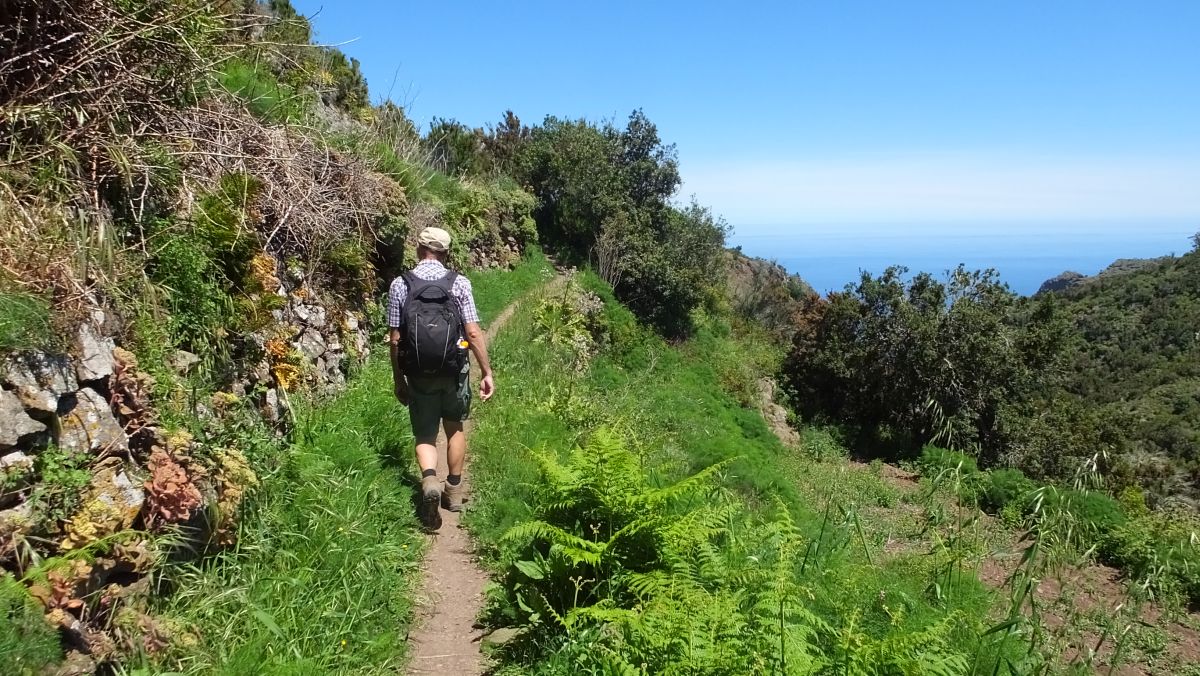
[394,379,410,406]
[479,373,495,401]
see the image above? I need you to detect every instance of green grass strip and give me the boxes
[144,253,552,674]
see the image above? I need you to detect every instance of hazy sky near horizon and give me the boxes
[291,1,1200,234]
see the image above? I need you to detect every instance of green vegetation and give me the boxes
[4,0,1198,671]
[217,60,308,124]
[469,245,553,324]
[138,252,552,673]
[0,575,61,675]
[1052,249,1200,499]
[783,266,1069,467]
[145,367,422,673]
[463,275,1022,674]
[0,288,53,352]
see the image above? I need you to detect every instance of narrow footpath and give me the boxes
[405,277,559,675]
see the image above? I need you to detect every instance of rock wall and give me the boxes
[0,255,373,670]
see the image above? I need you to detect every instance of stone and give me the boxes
[61,459,145,549]
[481,627,524,649]
[166,349,200,375]
[0,501,33,541]
[0,389,46,447]
[1,451,34,475]
[342,311,359,331]
[295,328,326,360]
[262,387,290,425]
[250,360,272,385]
[50,650,97,676]
[76,311,115,382]
[294,304,327,328]
[3,352,77,414]
[57,387,127,455]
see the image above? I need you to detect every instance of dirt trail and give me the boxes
[406,275,559,675]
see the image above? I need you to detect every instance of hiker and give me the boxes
[388,226,495,531]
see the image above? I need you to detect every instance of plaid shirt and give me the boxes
[387,260,480,329]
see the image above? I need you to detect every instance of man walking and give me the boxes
[388,227,495,531]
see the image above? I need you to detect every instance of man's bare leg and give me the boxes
[415,439,439,474]
[444,419,466,476]
[442,419,467,511]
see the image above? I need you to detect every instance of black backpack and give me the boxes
[402,270,468,377]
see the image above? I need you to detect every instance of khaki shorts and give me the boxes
[408,367,471,443]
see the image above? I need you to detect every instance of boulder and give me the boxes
[58,387,127,455]
[295,328,327,360]
[3,352,77,414]
[294,304,327,328]
[76,312,116,382]
[261,387,290,425]
[0,388,46,447]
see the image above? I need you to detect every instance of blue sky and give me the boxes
[291,1,1200,235]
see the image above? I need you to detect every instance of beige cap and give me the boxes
[417,226,451,252]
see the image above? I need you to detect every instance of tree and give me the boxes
[484,110,530,177]
[783,266,1071,464]
[425,118,487,176]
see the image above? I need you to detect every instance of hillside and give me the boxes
[1051,247,1200,500]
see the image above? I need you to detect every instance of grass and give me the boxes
[468,245,552,325]
[217,60,308,124]
[145,364,424,674]
[141,253,553,673]
[0,288,53,352]
[0,574,62,675]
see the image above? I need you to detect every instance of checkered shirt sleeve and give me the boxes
[387,261,479,328]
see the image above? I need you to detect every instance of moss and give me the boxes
[322,239,374,297]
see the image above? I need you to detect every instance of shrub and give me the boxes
[1099,509,1200,606]
[217,60,308,124]
[980,468,1036,514]
[918,445,979,476]
[322,239,374,297]
[1034,488,1128,538]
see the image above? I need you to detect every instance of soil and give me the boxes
[405,276,558,676]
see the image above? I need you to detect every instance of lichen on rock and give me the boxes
[57,387,128,455]
[61,460,145,550]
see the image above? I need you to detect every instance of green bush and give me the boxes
[1099,509,1200,606]
[0,574,61,674]
[918,445,979,476]
[322,238,374,297]
[1035,488,1128,537]
[979,468,1036,514]
[217,60,308,123]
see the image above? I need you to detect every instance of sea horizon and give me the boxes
[731,222,1197,296]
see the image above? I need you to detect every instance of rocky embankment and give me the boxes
[0,257,372,667]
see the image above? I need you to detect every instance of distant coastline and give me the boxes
[732,223,1196,296]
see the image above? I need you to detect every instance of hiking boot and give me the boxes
[441,479,466,512]
[420,475,442,531]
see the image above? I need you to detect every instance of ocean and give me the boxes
[731,223,1197,296]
